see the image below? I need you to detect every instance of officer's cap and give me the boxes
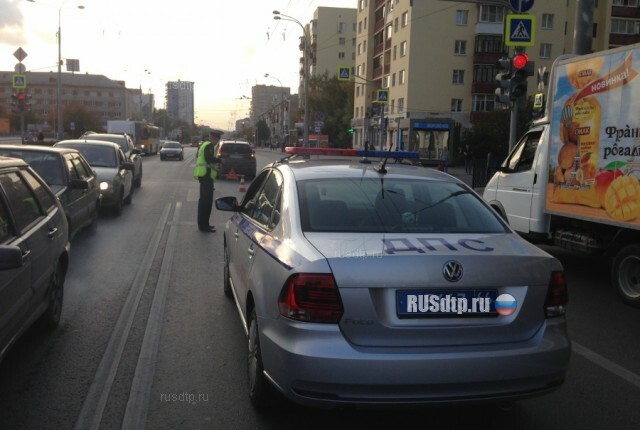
[209,129,224,137]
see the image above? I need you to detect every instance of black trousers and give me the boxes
[197,175,214,228]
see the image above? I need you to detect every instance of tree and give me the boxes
[58,102,103,138]
[255,119,270,147]
[308,73,354,148]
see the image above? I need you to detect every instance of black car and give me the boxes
[0,145,101,241]
[159,141,184,161]
[0,156,69,364]
[216,140,256,179]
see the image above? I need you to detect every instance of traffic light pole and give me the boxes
[509,105,518,152]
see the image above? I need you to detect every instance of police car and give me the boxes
[215,147,570,408]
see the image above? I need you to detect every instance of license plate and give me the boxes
[396,289,498,318]
[230,154,242,158]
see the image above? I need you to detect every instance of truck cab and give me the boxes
[483,122,552,241]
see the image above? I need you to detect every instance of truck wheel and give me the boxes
[612,244,640,308]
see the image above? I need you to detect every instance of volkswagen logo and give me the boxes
[442,260,463,282]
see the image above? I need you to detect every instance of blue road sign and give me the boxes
[377,88,389,104]
[509,0,535,13]
[505,14,536,46]
[338,67,350,80]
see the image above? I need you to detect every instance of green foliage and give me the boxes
[308,73,354,148]
[255,119,270,145]
[61,102,103,138]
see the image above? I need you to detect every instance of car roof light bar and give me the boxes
[283,147,420,159]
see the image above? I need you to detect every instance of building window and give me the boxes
[541,14,554,29]
[339,37,346,45]
[613,0,639,6]
[394,17,398,32]
[453,70,465,84]
[402,11,408,27]
[611,18,640,34]
[454,40,466,55]
[358,21,362,33]
[451,99,463,112]
[400,41,407,56]
[399,70,406,85]
[338,52,346,59]
[398,98,404,113]
[392,73,396,87]
[338,22,346,33]
[456,10,468,26]
[479,5,505,23]
[393,45,397,60]
[540,43,552,58]
[472,95,496,112]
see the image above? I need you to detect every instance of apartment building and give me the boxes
[166,80,195,125]
[353,0,640,163]
[251,84,292,146]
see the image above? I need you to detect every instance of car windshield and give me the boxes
[297,178,508,233]
[63,145,116,168]
[0,150,64,186]
[88,135,127,153]
[163,142,181,148]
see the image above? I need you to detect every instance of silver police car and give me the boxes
[215,147,570,409]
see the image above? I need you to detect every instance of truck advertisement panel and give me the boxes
[547,44,640,228]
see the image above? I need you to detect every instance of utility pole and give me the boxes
[573,0,595,55]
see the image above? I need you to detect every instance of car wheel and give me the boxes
[612,244,640,308]
[113,188,124,216]
[38,260,65,331]
[224,244,232,298]
[248,308,276,408]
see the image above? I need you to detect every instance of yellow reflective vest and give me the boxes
[193,140,218,180]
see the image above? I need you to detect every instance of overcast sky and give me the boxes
[1,0,356,129]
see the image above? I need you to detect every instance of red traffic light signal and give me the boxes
[17,92,26,101]
[513,53,529,70]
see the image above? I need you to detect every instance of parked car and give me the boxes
[0,145,101,240]
[0,156,69,364]
[216,140,256,179]
[54,140,134,216]
[215,147,570,409]
[159,141,184,161]
[81,132,142,188]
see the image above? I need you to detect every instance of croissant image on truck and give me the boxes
[483,42,640,307]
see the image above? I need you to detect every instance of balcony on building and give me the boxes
[609,33,640,46]
[612,6,640,19]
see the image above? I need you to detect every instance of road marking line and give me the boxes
[122,202,181,428]
[572,342,640,390]
[74,203,172,430]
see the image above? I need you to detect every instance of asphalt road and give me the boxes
[0,147,639,429]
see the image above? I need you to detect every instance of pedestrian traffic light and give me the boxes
[348,126,354,135]
[494,57,512,105]
[510,52,530,101]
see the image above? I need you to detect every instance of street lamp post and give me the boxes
[28,1,84,140]
[264,73,286,147]
[273,10,309,147]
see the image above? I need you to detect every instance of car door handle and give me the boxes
[21,249,31,262]
[234,231,239,239]
[247,246,255,258]
[48,227,58,239]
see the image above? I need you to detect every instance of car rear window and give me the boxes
[89,135,128,152]
[220,143,252,155]
[297,178,508,234]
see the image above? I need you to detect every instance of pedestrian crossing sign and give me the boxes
[13,74,26,89]
[505,14,535,46]
[376,88,389,104]
[338,67,350,80]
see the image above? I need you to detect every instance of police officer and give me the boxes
[194,129,223,232]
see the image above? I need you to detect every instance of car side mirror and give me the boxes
[132,148,142,155]
[0,245,24,270]
[215,196,239,212]
[122,161,135,171]
[69,178,89,190]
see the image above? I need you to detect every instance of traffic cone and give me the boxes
[227,168,238,181]
[239,175,247,192]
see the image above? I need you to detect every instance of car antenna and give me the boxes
[376,143,395,174]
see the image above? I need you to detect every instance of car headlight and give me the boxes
[100,181,111,191]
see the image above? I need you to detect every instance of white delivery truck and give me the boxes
[483,42,640,307]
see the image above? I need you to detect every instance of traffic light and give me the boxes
[494,57,512,105]
[510,52,532,101]
[10,92,20,113]
[348,126,354,135]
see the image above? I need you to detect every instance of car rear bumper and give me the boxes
[259,316,571,407]
[220,159,256,177]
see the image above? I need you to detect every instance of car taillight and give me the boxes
[278,274,343,323]
[251,150,255,158]
[545,271,568,317]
